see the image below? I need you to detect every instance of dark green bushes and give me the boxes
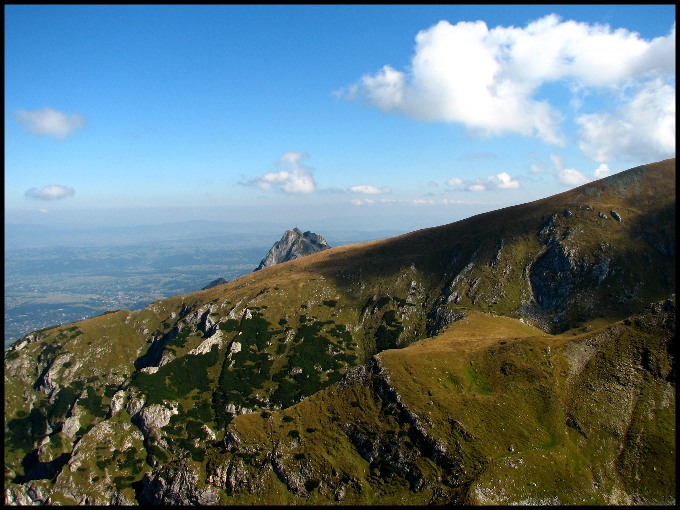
[134,345,219,405]
[5,408,48,453]
[49,386,79,423]
[219,319,240,332]
[79,387,107,416]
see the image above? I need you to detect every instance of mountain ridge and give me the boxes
[4,158,675,505]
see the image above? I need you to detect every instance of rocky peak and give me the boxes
[202,277,228,290]
[254,228,330,271]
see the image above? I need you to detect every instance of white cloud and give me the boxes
[488,172,520,189]
[253,152,316,194]
[337,15,675,153]
[348,185,391,194]
[446,172,520,192]
[25,185,75,201]
[576,79,676,163]
[550,153,612,186]
[557,168,589,186]
[359,65,405,111]
[15,107,86,139]
[593,163,611,178]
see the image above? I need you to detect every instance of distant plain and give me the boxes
[4,223,397,346]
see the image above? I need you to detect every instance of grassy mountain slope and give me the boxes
[198,302,674,505]
[4,158,675,505]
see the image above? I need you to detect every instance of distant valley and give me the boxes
[4,228,395,347]
[4,241,265,346]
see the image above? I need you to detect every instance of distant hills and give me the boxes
[4,158,675,505]
[202,277,229,290]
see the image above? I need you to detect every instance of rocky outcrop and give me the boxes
[530,241,580,311]
[188,330,223,356]
[135,403,178,435]
[35,352,74,395]
[108,390,127,418]
[5,482,51,505]
[255,228,330,271]
[125,391,146,418]
[182,304,217,335]
[61,411,81,439]
[142,459,219,505]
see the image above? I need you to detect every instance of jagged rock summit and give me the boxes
[254,227,330,271]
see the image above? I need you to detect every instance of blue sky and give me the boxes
[5,4,676,235]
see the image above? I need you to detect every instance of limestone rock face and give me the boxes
[136,403,178,435]
[108,390,127,418]
[142,459,219,505]
[255,228,330,271]
[61,413,81,439]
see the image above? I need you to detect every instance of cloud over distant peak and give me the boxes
[337,15,675,160]
[15,107,86,139]
[25,185,75,201]
[252,152,316,194]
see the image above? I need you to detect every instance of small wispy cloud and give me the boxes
[15,107,86,139]
[250,152,316,194]
[25,184,75,201]
[348,185,391,195]
[446,172,520,192]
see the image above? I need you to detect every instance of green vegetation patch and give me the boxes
[376,309,405,351]
[133,344,220,405]
[213,310,278,426]
[78,388,107,417]
[49,385,80,424]
[240,311,273,351]
[5,349,20,361]
[5,407,49,454]
[219,318,240,332]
